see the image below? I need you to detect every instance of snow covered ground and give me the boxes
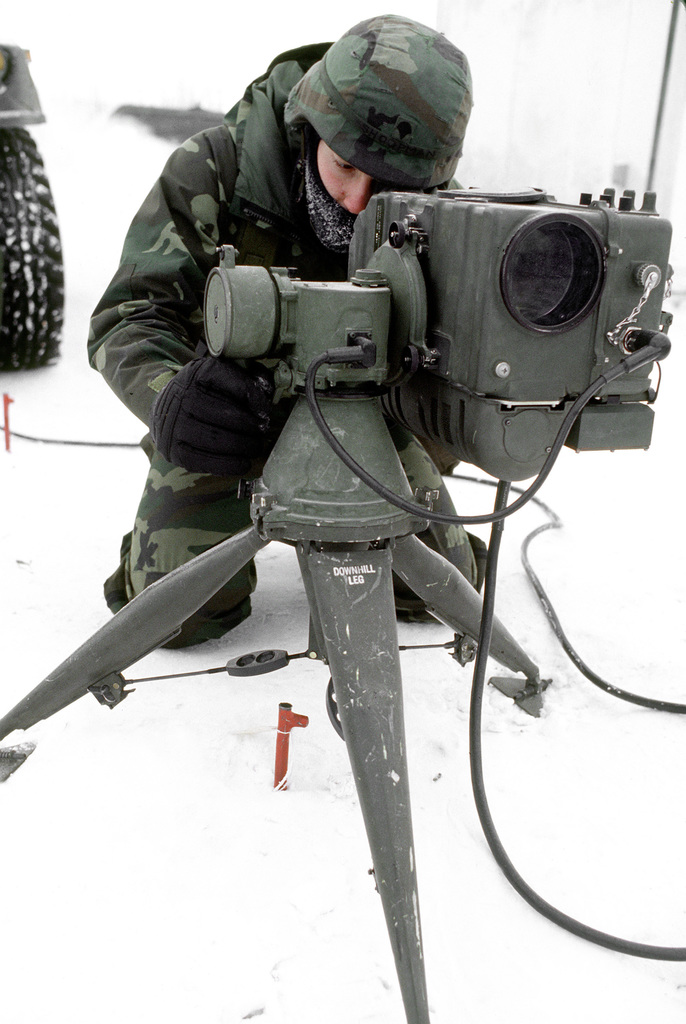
[2,99,686,1024]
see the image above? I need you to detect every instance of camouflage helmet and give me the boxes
[283,14,472,190]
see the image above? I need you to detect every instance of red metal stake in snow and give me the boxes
[274,702,309,791]
[3,394,13,452]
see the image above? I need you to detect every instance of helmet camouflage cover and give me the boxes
[284,14,472,190]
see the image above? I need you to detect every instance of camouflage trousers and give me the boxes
[104,423,482,647]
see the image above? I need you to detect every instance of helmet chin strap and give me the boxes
[302,127,357,253]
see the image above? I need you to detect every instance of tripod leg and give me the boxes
[393,533,540,681]
[299,541,430,1024]
[0,525,267,742]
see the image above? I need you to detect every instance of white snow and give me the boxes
[1,95,686,1024]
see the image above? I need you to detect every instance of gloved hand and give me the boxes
[149,357,274,476]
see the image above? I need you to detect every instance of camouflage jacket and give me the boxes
[88,43,347,427]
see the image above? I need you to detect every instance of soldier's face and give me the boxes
[317,140,375,215]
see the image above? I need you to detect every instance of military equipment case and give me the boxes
[350,189,671,481]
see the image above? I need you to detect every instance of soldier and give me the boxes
[89,14,482,647]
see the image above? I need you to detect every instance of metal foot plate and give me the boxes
[489,676,551,717]
[0,741,36,782]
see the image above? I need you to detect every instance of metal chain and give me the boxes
[606,269,661,345]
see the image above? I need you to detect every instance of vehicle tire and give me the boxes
[0,126,64,370]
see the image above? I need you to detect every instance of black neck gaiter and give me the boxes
[303,128,357,253]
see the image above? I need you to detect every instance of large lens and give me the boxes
[501,215,605,332]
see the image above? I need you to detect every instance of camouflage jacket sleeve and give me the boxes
[88,127,237,426]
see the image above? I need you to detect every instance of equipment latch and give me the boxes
[88,673,130,707]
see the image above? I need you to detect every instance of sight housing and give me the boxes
[348,188,672,480]
[204,187,672,483]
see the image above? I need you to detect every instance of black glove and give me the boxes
[149,357,274,476]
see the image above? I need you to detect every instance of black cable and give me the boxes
[469,480,686,960]
[521,516,686,714]
[9,430,140,448]
[304,335,670,528]
[454,470,686,715]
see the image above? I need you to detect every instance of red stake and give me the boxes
[274,702,309,790]
[3,394,13,453]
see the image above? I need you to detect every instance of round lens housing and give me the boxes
[501,215,605,333]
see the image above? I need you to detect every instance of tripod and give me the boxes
[0,374,541,1024]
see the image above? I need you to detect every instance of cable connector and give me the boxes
[325,338,377,369]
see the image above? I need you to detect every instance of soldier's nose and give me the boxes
[341,174,375,214]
